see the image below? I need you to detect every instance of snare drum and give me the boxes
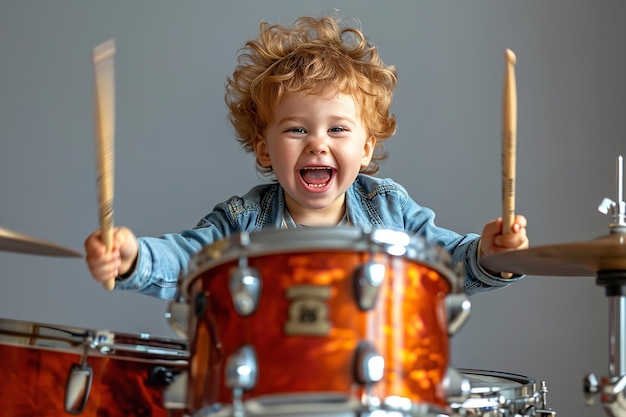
[0,317,189,416]
[180,227,466,416]
[452,369,552,417]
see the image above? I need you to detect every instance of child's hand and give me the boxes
[84,226,139,285]
[479,214,529,258]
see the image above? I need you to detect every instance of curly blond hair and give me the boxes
[225,16,397,175]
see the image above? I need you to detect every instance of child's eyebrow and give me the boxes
[276,115,358,125]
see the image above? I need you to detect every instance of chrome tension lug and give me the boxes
[229,266,261,316]
[443,367,470,405]
[353,341,385,385]
[445,293,471,336]
[353,261,385,311]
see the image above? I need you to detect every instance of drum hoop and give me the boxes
[182,226,459,299]
[0,318,189,362]
[456,368,537,397]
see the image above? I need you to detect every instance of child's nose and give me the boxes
[306,135,329,154]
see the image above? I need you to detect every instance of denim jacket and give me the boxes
[115,174,523,298]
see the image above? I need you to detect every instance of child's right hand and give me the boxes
[84,226,139,285]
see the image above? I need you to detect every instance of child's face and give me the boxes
[255,91,375,225]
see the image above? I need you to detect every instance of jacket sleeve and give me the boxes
[399,188,524,295]
[113,202,238,299]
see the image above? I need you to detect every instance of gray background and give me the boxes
[1,2,624,417]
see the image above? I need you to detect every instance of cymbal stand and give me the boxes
[585,156,626,417]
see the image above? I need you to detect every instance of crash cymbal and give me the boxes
[479,233,626,277]
[0,227,83,258]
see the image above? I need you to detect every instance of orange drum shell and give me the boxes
[187,249,451,411]
[0,336,187,417]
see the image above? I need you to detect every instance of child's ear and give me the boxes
[253,135,272,167]
[361,135,376,167]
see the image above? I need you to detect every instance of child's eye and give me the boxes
[328,126,348,133]
[287,127,307,134]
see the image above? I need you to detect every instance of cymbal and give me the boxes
[0,227,83,258]
[479,233,626,277]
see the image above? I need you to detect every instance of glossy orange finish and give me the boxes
[187,250,451,411]
[0,335,187,417]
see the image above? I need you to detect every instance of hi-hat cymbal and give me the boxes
[480,233,626,277]
[0,227,83,258]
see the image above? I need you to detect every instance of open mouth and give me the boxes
[300,167,334,188]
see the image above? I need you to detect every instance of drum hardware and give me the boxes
[353,261,386,311]
[64,328,188,414]
[537,381,556,417]
[598,155,626,232]
[196,292,207,317]
[284,284,333,336]
[225,345,259,390]
[225,345,259,417]
[451,369,555,417]
[230,231,262,317]
[444,368,471,405]
[164,369,189,411]
[230,265,262,317]
[0,226,83,257]
[585,373,626,417]
[583,270,626,417]
[166,294,191,339]
[90,329,188,359]
[192,397,448,417]
[354,341,385,385]
[165,269,193,339]
[446,293,472,336]
[354,341,385,409]
[148,365,183,386]
[65,343,94,414]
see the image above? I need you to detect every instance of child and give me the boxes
[84,15,528,299]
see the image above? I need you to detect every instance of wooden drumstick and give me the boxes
[501,49,517,279]
[93,39,116,291]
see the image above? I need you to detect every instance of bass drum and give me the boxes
[452,369,554,417]
[0,317,189,417]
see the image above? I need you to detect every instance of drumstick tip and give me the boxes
[505,48,516,65]
[93,39,116,63]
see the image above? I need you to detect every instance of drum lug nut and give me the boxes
[354,341,385,385]
[446,293,471,336]
[65,360,93,414]
[353,261,385,311]
[229,266,261,316]
[443,367,470,404]
[225,344,258,390]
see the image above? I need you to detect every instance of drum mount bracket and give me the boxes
[585,373,626,417]
[585,272,626,417]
